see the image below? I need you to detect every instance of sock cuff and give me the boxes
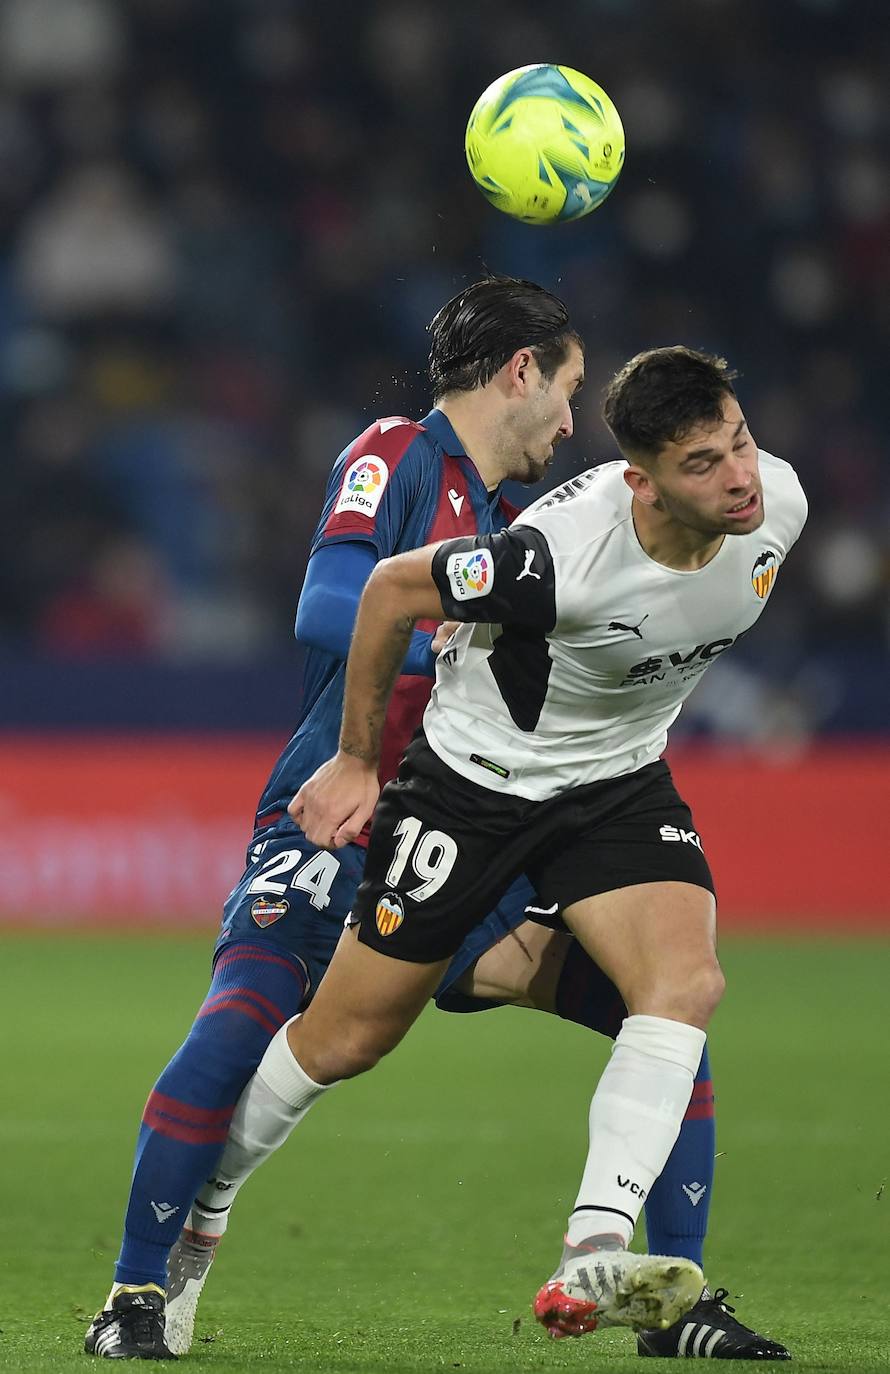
[615,1014,706,1075]
[257,1016,328,1107]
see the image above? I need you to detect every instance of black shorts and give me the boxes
[351,734,716,964]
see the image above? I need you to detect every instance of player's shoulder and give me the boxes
[330,415,435,491]
[515,460,631,551]
[345,415,430,463]
[758,449,808,538]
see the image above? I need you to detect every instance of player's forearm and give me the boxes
[339,555,444,764]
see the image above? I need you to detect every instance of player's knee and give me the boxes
[295,1026,395,1083]
[689,961,725,1022]
[629,957,724,1028]
[670,960,725,1027]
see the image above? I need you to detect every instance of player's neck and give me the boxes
[436,398,510,490]
[631,499,725,571]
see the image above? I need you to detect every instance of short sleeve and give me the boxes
[310,418,428,559]
[431,526,557,631]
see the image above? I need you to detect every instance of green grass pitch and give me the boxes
[1,933,887,1372]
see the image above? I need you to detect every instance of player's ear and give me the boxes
[623,463,658,506]
[507,348,536,394]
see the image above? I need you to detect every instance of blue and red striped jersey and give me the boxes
[254,409,519,838]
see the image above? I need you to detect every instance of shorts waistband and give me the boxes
[254,808,286,834]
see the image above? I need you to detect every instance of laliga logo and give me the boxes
[461,552,490,593]
[334,455,390,516]
[348,461,383,494]
[446,548,494,600]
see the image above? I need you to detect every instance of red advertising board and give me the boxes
[0,736,887,930]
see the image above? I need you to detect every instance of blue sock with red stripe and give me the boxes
[643,1045,715,1267]
[114,942,307,1287]
[554,943,715,1267]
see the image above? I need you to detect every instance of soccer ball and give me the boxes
[465,64,625,224]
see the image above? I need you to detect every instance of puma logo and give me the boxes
[516,549,541,582]
[608,613,649,639]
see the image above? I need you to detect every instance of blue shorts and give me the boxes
[433,874,538,1012]
[215,818,538,1012]
[215,820,365,998]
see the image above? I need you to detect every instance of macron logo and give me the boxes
[682,1181,708,1207]
[447,488,464,517]
[150,1200,180,1223]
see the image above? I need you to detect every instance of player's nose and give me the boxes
[725,454,752,489]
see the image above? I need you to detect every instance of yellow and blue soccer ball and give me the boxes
[465,64,625,224]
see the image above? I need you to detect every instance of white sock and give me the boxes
[192,1017,329,1232]
[565,1014,707,1249]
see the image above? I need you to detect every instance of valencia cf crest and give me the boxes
[251,896,289,928]
[751,550,779,599]
[375,892,404,937]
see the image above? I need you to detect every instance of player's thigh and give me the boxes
[561,881,720,1025]
[288,925,449,1083]
[529,761,722,1024]
[437,874,573,1011]
[215,823,363,998]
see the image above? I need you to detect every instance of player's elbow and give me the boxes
[365,554,402,597]
[365,549,442,624]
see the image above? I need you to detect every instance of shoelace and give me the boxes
[124,1305,167,1350]
[708,1287,735,1313]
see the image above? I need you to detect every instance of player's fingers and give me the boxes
[333,804,371,848]
[431,619,460,652]
[288,789,304,822]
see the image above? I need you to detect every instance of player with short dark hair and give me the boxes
[603,346,739,460]
[223,344,805,1346]
[85,296,788,1360]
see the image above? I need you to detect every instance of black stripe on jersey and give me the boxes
[431,526,556,630]
[488,625,552,732]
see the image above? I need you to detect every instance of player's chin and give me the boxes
[532,448,555,480]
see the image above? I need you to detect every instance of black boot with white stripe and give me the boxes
[84,1285,177,1360]
[637,1286,791,1359]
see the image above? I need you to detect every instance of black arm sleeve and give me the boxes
[430,526,557,631]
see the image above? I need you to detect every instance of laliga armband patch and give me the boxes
[334,455,390,517]
[446,549,494,600]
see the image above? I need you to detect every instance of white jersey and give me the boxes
[426,451,807,800]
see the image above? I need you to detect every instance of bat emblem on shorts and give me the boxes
[375,892,405,937]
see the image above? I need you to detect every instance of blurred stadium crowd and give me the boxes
[2,0,887,735]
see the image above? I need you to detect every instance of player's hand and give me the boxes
[431,619,460,654]
[289,753,380,849]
